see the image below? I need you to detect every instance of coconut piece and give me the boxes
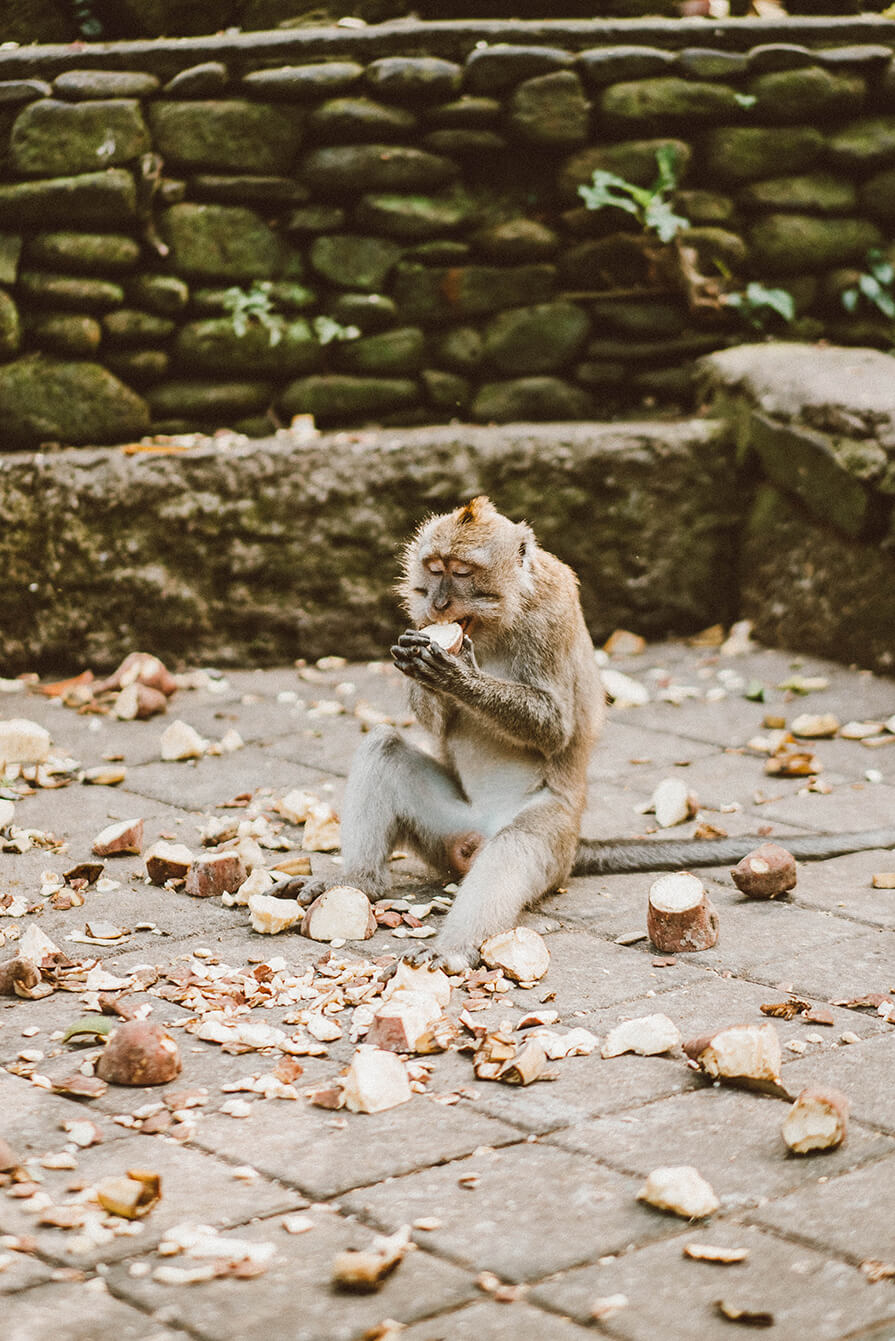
[95,652,177,697]
[684,1243,749,1264]
[602,1013,681,1058]
[96,1022,181,1086]
[651,777,697,828]
[473,1030,519,1080]
[81,765,127,786]
[272,854,313,878]
[301,886,376,942]
[604,628,647,657]
[227,866,275,906]
[113,682,169,721]
[647,873,719,952]
[0,718,51,766]
[0,956,40,997]
[601,667,650,708]
[496,1039,547,1086]
[731,843,796,899]
[684,1022,785,1095]
[715,1301,774,1327]
[332,1226,411,1293]
[420,622,464,655]
[0,798,15,828]
[91,818,144,858]
[871,872,895,889]
[782,1087,849,1154]
[274,789,318,825]
[381,960,452,1008]
[300,803,341,852]
[248,893,303,935]
[145,841,193,886]
[160,720,207,761]
[638,1166,719,1219]
[184,850,246,899]
[790,712,840,739]
[480,927,550,983]
[341,1046,412,1114]
[366,991,444,1053]
[18,924,59,964]
[96,1169,161,1219]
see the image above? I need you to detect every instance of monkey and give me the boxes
[274,496,895,971]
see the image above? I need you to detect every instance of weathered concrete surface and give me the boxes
[699,343,895,674]
[1,639,894,1339]
[0,420,739,675]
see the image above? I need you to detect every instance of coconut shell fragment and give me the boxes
[782,1086,849,1154]
[113,682,168,721]
[647,873,719,952]
[184,850,246,899]
[341,1046,412,1113]
[731,844,796,899]
[332,1227,411,1293]
[92,818,144,857]
[95,1021,181,1086]
[96,1168,161,1219]
[0,956,41,997]
[685,1022,787,1096]
[638,1166,719,1219]
[602,1013,681,1058]
[144,840,193,886]
[480,926,550,983]
[301,886,376,942]
[95,652,177,698]
[420,622,464,655]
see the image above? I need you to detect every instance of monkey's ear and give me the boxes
[517,524,535,575]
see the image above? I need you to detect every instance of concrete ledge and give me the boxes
[0,419,738,675]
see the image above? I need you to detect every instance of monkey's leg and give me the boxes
[329,724,477,899]
[431,800,575,970]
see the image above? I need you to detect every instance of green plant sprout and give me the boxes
[312,316,362,345]
[724,282,795,332]
[577,145,689,243]
[841,249,895,320]
[220,282,283,346]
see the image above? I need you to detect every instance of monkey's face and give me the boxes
[409,552,483,636]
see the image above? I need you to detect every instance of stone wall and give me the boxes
[1,19,895,446]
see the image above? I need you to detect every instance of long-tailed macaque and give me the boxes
[278,497,895,969]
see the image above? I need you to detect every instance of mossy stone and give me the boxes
[0,234,22,284]
[326,292,397,333]
[829,116,895,170]
[25,313,101,357]
[577,46,675,87]
[279,375,418,423]
[191,175,309,207]
[53,71,159,100]
[588,299,688,338]
[163,63,228,98]
[674,190,735,225]
[471,219,560,262]
[860,167,895,221]
[702,126,825,183]
[392,263,556,323]
[0,290,20,357]
[483,302,590,375]
[424,97,501,128]
[17,272,124,310]
[309,234,402,291]
[0,355,149,447]
[26,231,140,274]
[285,205,347,234]
[600,78,745,129]
[421,368,470,412]
[746,67,865,125]
[160,204,286,281]
[354,192,471,240]
[303,144,458,196]
[105,350,169,384]
[11,99,150,176]
[509,70,590,147]
[364,57,462,103]
[333,327,426,375]
[146,380,274,419]
[102,310,177,345]
[471,377,594,423]
[308,98,417,143]
[0,170,137,228]
[738,173,857,215]
[464,44,574,94]
[148,100,303,174]
[242,64,365,100]
[175,317,322,376]
[127,274,189,316]
[558,139,691,203]
[430,325,484,373]
[748,214,883,274]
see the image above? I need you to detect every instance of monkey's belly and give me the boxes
[449,729,547,834]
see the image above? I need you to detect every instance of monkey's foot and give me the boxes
[266,873,316,906]
[402,942,476,975]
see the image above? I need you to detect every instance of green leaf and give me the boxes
[578,171,642,218]
[645,198,689,243]
[734,92,757,108]
[653,144,681,195]
[841,287,859,312]
[63,1014,114,1043]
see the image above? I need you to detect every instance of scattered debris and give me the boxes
[480,927,550,983]
[160,720,207,761]
[590,1293,630,1321]
[274,790,318,825]
[302,886,377,942]
[95,1022,182,1086]
[715,1300,774,1327]
[601,667,650,708]
[790,713,840,739]
[647,873,719,952]
[114,682,168,721]
[332,1226,411,1293]
[650,777,698,829]
[96,1169,161,1219]
[367,993,451,1054]
[145,841,193,885]
[341,1046,413,1113]
[730,844,797,900]
[684,1243,749,1264]
[0,956,40,997]
[638,1166,719,1219]
[684,1023,787,1097]
[602,1013,681,1058]
[0,718,51,766]
[185,851,247,899]
[91,818,144,857]
[604,628,646,657]
[781,1087,849,1154]
[871,872,895,889]
[249,893,303,935]
[96,652,178,698]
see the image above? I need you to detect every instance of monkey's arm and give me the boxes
[574,827,895,875]
[392,631,570,756]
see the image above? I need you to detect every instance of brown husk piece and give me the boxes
[684,1023,791,1099]
[715,1300,774,1327]
[95,1168,161,1219]
[730,844,796,899]
[781,1086,849,1154]
[95,1021,181,1086]
[647,873,719,953]
[94,652,177,697]
[0,956,41,997]
[332,1228,411,1293]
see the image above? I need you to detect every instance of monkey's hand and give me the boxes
[401,942,476,976]
[391,630,474,695]
[264,873,318,906]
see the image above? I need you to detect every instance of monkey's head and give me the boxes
[400,496,536,641]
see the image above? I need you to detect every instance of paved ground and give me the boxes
[1,637,894,1341]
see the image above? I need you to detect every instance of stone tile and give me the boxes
[530,929,708,1012]
[107,1204,476,1341]
[6,1281,191,1341]
[588,717,716,780]
[750,1157,895,1264]
[532,1224,895,1340]
[781,1033,895,1132]
[0,1248,54,1295]
[194,1092,524,1200]
[122,747,329,810]
[400,1299,596,1338]
[546,1086,894,1207]
[342,1144,680,1280]
[466,1053,692,1135]
[758,780,895,834]
[0,1065,128,1159]
[792,849,895,929]
[747,928,895,999]
[0,1131,300,1266]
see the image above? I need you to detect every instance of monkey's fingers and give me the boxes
[265,873,314,904]
[397,630,432,647]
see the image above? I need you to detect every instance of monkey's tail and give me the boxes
[572,827,895,876]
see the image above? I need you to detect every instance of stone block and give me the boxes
[0,355,149,447]
[828,113,895,169]
[160,203,286,281]
[241,62,364,99]
[702,125,825,182]
[424,95,501,126]
[0,290,20,357]
[146,379,275,420]
[577,45,675,86]
[558,138,691,203]
[163,61,228,97]
[25,311,100,356]
[17,271,124,311]
[0,169,136,227]
[600,77,746,129]
[473,377,595,422]
[25,230,140,273]
[748,214,883,274]
[148,99,303,173]
[738,172,858,215]
[509,70,590,147]
[471,218,559,261]
[747,66,866,123]
[365,56,462,102]
[309,233,402,291]
[105,349,168,385]
[102,309,177,345]
[307,95,416,142]
[393,262,556,323]
[190,173,308,206]
[483,301,591,374]
[355,190,471,239]
[859,165,895,220]
[279,374,418,423]
[175,317,321,376]
[11,98,149,176]
[52,70,159,99]
[332,326,426,375]
[464,43,574,93]
[126,273,189,316]
[302,143,458,195]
